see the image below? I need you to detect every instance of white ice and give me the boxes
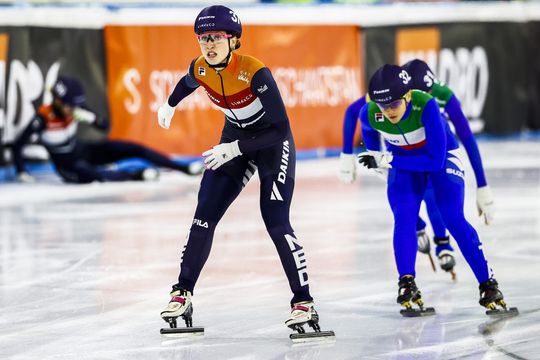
[1,140,539,360]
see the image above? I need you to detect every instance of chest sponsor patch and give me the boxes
[375,113,384,123]
[198,67,206,76]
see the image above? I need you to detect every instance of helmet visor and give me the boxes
[197,32,233,44]
[376,97,405,111]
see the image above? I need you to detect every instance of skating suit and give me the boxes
[12,105,183,183]
[168,53,312,304]
[359,90,493,282]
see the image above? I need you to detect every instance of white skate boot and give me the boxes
[285,301,335,342]
[416,229,431,254]
[417,229,437,272]
[160,288,204,336]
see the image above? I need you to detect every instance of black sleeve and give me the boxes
[12,116,46,174]
[237,67,289,154]
[168,59,200,107]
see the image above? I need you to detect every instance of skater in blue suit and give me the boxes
[357,64,515,316]
[339,59,494,280]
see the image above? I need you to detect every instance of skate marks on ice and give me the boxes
[477,307,540,360]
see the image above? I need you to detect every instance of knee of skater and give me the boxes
[266,224,294,239]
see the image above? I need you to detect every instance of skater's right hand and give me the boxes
[157,102,175,129]
[357,150,393,169]
[338,152,356,184]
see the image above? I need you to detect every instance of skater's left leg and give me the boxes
[259,174,312,305]
[430,152,492,283]
[424,183,456,274]
[257,138,311,305]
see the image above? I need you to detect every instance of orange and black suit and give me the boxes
[168,52,312,305]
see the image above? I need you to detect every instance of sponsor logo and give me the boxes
[257,84,268,94]
[375,113,384,122]
[446,168,464,179]
[198,15,215,20]
[238,70,250,83]
[285,234,309,286]
[230,93,253,107]
[198,67,206,76]
[373,88,390,94]
[412,105,422,111]
[193,219,209,228]
[205,90,220,104]
[277,140,290,184]
[374,96,392,103]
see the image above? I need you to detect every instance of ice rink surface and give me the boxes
[1,140,539,360]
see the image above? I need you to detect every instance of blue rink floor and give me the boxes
[0,140,539,360]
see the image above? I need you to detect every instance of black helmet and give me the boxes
[402,59,435,92]
[52,76,86,106]
[194,5,242,38]
[368,64,411,104]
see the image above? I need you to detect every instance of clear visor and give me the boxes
[376,97,405,111]
[196,32,233,44]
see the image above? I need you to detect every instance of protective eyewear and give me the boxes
[377,97,406,111]
[197,33,233,44]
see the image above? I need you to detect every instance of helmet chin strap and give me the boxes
[206,39,233,69]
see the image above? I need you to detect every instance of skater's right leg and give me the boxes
[176,169,245,292]
[387,169,427,279]
[162,163,251,322]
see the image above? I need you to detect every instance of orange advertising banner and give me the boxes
[395,27,441,68]
[105,25,362,155]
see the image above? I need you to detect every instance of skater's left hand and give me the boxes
[476,185,494,225]
[202,140,242,170]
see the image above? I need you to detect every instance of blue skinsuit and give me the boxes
[359,93,492,282]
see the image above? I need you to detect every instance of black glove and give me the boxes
[357,154,378,169]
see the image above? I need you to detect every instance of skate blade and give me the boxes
[400,307,436,317]
[290,330,335,343]
[160,327,205,337]
[486,307,519,317]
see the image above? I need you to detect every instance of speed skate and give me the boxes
[160,308,204,337]
[160,288,204,337]
[286,302,335,343]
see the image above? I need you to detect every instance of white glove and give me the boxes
[358,150,393,169]
[202,140,242,170]
[476,185,494,225]
[157,102,175,129]
[338,153,356,184]
[73,107,96,123]
[17,172,36,183]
